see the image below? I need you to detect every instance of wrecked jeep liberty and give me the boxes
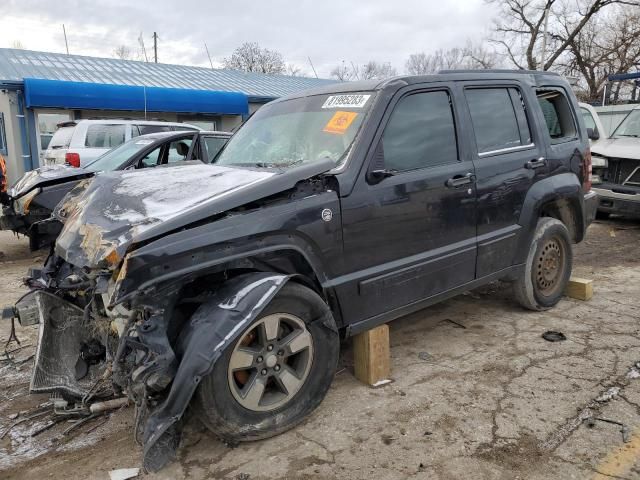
[7,71,598,471]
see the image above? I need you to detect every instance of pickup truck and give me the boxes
[6,70,597,471]
[586,106,640,218]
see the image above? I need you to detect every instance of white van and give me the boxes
[43,120,200,167]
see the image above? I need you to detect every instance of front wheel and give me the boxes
[513,217,573,311]
[194,282,339,443]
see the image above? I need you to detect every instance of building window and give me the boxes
[0,112,7,155]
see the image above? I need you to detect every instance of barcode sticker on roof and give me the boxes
[322,94,371,109]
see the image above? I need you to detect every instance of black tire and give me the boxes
[513,217,573,311]
[193,282,339,443]
[596,210,611,220]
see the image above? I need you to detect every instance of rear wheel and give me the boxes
[194,282,339,442]
[514,217,572,311]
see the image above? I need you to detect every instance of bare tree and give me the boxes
[223,42,285,74]
[113,45,132,60]
[405,43,498,75]
[360,61,397,80]
[562,6,640,101]
[11,40,25,50]
[487,0,640,71]
[286,64,303,77]
[330,60,396,81]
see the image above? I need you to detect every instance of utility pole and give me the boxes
[153,32,158,63]
[540,5,550,70]
[62,24,70,55]
[204,42,214,70]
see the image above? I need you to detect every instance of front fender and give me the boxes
[142,272,291,472]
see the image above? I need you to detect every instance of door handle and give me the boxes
[445,172,475,188]
[525,157,547,169]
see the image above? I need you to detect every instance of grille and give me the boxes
[605,158,640,185]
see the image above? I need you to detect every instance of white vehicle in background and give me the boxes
[579,103,607,146]
[42,119,200,167]
[585,106,640,218]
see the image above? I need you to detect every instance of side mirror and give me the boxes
[587,127,600,141]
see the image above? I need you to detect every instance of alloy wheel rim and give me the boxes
[227,313,314,412]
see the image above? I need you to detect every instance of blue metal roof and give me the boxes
[24,78,249,114]
[0,48,336,101]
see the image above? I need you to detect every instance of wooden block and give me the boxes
[565,277,593,301]
[353,324,391,387]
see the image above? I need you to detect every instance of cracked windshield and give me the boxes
[215,92,374,169]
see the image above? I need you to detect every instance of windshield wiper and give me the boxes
[616,134,639,138]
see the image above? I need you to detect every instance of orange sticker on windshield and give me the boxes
[323,111,358,135]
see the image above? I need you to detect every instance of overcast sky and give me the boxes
[0,0,497,78]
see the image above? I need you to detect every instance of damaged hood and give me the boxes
[54,160,334,269]
[9,165,94,199]
[591,137,640,160]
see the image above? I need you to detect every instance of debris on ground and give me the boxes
[595,387,620,403]
[542,331,567,342]
[584,417,630,443]
[108,468,140,480]
[440,318,466,329]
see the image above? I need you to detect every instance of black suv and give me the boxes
[8,71,597,471]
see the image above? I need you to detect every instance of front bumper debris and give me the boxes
[29,291,110,398]
[593,184,640,216]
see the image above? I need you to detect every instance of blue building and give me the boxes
[0,48,335,185]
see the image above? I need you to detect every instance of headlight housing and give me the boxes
[14,188,40,215]
[591,155,608,168]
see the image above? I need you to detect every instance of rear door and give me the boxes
[461,82,546,277]
[337,85,477,323]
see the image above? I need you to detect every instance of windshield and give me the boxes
[215,92,375,169]
[85,137,157,172]
[612,109,640,138]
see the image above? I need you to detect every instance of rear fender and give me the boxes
[142,272,291,472]
[515,173,584,264]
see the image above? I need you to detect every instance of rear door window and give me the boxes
[466,87,532,154]
[382,90,458,172]
[536,90,577,142]
[84,124,126,148]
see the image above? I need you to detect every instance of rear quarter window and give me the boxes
[48,126,75,149]
[537,90,577,143]
[84,124,127,148]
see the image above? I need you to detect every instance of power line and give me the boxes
[204,42,214,70]
[62,24,69,55]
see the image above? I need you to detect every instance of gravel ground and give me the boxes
[0,218,639,480]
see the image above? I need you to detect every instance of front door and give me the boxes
[336,87,477,323]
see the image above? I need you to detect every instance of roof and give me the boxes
[0,48,336,101]
[273,70,570,103]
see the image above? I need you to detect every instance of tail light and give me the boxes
[65,152,81,168]
[582,148,592,191]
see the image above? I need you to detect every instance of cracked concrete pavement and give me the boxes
[0,218,639,479]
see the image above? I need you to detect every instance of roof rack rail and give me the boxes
[438,69,560,76]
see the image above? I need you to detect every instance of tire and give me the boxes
[194,282,339,443]
[595,210,610,220]
[513,217,573,311]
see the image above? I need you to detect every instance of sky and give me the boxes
[0,0,498,78]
